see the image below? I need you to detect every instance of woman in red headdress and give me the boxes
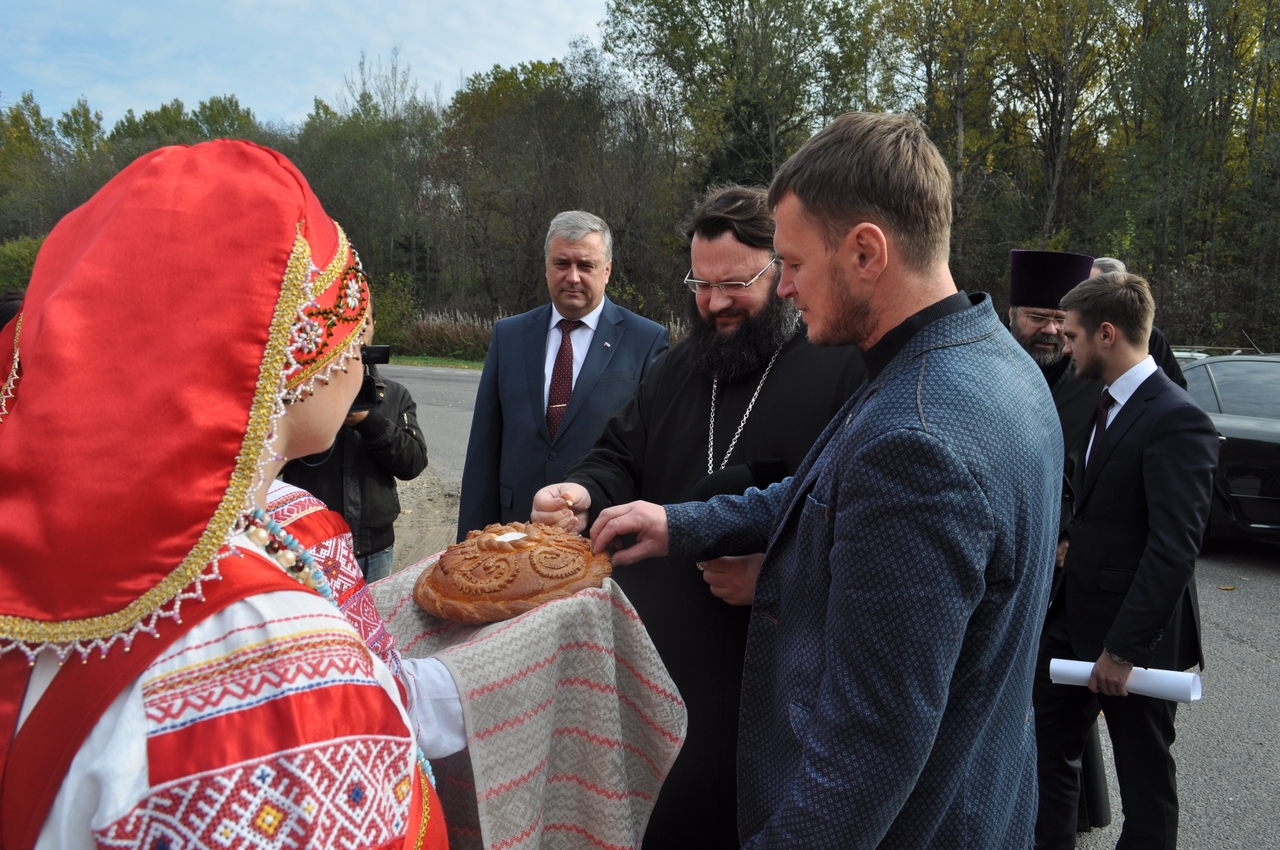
[0,141,446,849]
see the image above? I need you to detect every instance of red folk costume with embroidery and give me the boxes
[0,141,444,849]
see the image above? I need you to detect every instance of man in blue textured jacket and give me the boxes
[591,113,1062,848]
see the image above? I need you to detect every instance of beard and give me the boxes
[1072,347,1102,380]
[1010,320,1066,367]
[686,289,801,382]
[816,257,880,348]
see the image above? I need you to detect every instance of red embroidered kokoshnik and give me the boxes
[0,140,444,849]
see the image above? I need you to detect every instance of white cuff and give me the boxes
[399,656,467,758]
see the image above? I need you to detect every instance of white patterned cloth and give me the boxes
[369,559,687,850]
[27,570,416,850]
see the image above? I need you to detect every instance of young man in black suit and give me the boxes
[1033,272,1219,849]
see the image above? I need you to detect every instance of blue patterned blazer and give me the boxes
[667,293,1061,848]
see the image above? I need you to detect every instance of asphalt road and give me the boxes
[381,364,481,485]
[388,363,1280,846]
[1080,537,1280,849]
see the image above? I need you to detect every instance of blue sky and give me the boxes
[4,0,611,128]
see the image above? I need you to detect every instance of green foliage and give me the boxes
[390,354,485,369]
[5,92,58,157]
[109,99,201,144]
[369,271,419,349]
[604,0,868,185]
[434,49,687,316]
[192,95,259,138]
[0,90,267,244]
[0,235,44,291]
[57,98,105,161]
[106,96,262,156]
[3,6,1280,350]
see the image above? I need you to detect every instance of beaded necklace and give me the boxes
[241,508,336,604]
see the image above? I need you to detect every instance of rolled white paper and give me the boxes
[1050,658,1202,703]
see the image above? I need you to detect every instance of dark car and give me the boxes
[1182,355,1280,544]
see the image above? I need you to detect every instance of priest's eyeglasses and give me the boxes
[1015,307,1068,330]
[685,257,780,294]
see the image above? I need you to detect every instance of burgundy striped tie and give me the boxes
[546,319,584,439]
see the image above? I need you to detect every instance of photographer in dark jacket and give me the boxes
[282,306,428,581]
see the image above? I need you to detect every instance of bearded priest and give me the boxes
[531,185,866,850]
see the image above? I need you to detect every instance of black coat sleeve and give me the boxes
[1104,399,1217,666]
[565,352,669,524]
[352,380,428,481]
[457,339,505,541]
[1149,326,1186,389]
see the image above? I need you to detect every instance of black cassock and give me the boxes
[1043,325,1184,833]
[567,330,865,849]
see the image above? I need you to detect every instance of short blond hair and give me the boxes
[1059,272,1154,347]
[768,112,952,273]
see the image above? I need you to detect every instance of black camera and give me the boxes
[349,345,391,413]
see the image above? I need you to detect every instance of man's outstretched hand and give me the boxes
[531,483,590,533]
[590,501,669,565]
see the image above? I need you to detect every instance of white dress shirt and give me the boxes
[1085,355,1158,466]
[543,300,605,409]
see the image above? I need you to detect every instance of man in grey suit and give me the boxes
[457,211,668,540]
[591,113,1061,847]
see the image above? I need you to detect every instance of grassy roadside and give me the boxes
[390,354,485,370]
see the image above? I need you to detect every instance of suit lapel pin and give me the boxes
[603,342,611,348]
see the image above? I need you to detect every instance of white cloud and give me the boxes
[2,0,609,126]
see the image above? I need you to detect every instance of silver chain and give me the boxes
[707,340,786,474]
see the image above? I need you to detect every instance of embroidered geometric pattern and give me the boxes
[264,487,327,529]
[142,629,376,732]
[339,586,397,674]
[93,737,412,850]
[310,533,361,600]
[266,481,401,677]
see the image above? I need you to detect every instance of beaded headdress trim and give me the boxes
[284,227,367,394]
[0,313,20,426]
[0,224,368,662]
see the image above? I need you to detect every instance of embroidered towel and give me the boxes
[370,559,686,850]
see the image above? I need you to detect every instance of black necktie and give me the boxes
[546,319,584,439]
[1089,388,1114,467]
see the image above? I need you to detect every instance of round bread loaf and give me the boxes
[414,521,612,625]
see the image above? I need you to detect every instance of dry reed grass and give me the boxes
[403,310,497,361]
[401,309,688,361]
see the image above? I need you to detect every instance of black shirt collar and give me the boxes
[861,291,973,381]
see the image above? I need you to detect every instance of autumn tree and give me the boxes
[438,48,687,316]
[603,0,874,184]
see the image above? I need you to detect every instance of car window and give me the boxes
[1206,361,1280,419]
[1184,365,1219,413]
